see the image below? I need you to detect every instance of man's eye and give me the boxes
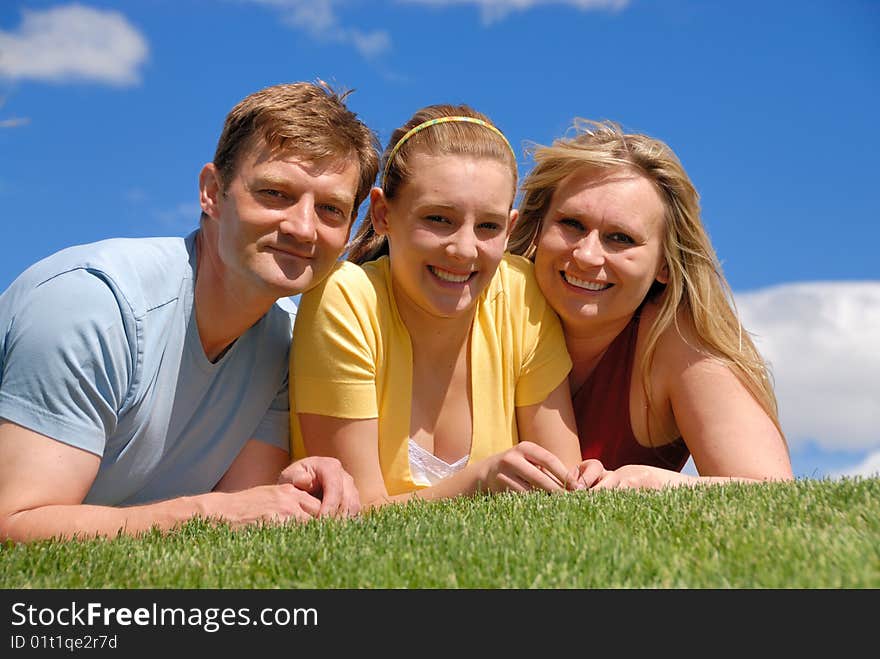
[318,204,343,216]
[260,189,286,200]
[478,222,503,233]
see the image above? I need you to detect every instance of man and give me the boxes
[0,81,380,542]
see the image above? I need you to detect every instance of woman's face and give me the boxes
[373,152,516,322]
[533,167,668,333]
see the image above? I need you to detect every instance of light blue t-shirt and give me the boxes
[0,232,293,506]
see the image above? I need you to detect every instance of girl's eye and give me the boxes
[477,222,503,233]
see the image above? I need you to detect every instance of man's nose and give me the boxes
[281,198,317,242]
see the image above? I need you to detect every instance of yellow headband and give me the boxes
[381,116,517,188]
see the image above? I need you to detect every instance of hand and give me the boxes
[209,483,324,527]
[478,441,577,494]
[572,459,608,490]
[588,464,695,490]
[278,456,361,518]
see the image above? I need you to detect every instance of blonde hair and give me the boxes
[346,104,518,264]
[509,119,784,440]
[212,80,380,221]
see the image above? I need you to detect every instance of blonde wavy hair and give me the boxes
[508,119,784,440]
[346,104,518,264]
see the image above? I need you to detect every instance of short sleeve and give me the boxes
[250,369,290,451]
[0,270,134,455]
[291,262,380,419]
[513,260,572,408]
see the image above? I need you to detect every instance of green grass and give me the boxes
[2,477,877,588]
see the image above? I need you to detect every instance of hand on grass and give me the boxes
[586,463,695,490]
[478,441,577,494]
[208,483,324,526]
[278,456,361,518]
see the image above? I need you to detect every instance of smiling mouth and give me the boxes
[267,245,312,260]
[429,266,475,283]
[562,272,612,291]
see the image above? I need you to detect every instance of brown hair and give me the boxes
[509,119,784,440]
[212,80,380,220]
[346,104,517,264]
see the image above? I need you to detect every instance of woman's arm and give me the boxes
[665,348,793,482]
[580,324,794,491]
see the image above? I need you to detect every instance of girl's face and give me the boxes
[372,152,516,322]
[533,167,668,334]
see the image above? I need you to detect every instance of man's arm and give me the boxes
[0,421,329,543]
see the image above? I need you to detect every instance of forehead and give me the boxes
[238,140,359,188]
[553,167,666,224]
[403,152,515,192]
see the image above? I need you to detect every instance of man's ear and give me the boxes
[370,187,390,236]
[199,163,223,219]
[656,260,669,285]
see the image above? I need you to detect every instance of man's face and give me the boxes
[201,141,361,301]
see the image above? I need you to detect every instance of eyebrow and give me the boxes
[252,175,355,208]
[417,202,509,221]
[553,206,645,234]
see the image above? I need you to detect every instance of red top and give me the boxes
[573,314,690,471]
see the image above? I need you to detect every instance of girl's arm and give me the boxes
[299,413,576,509]
[515,378,583,478]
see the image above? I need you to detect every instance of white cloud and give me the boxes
[833,451,880,479]
[0,117,29,128]
[0,4,148,86]
[735,282,880,453]
[400,0,630,24]
[243,0,391,58]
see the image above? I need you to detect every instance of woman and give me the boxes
[290,105,583,507]
[508,119,794,489]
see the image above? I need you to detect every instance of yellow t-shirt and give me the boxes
[290,254,572,495]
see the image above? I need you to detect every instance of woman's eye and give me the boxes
[608,232,635,245]
[559,217,584,231]
[425,215,449,224]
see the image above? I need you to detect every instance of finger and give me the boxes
[495,472,530,493]
[565,465,582,491]
[316,470,344,517]
[591,471,621,491]
[279,462,314,491]
[516,444,571,487]
[577,459,606,489]
[294,491,323,518]
[342,474,361,517]
[512,462,566,493]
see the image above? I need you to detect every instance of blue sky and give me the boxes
[1,0,878,480]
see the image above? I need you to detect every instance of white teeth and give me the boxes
[563,272,611,291]
[431,267,471,283]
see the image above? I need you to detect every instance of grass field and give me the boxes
[2,477,877,589]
